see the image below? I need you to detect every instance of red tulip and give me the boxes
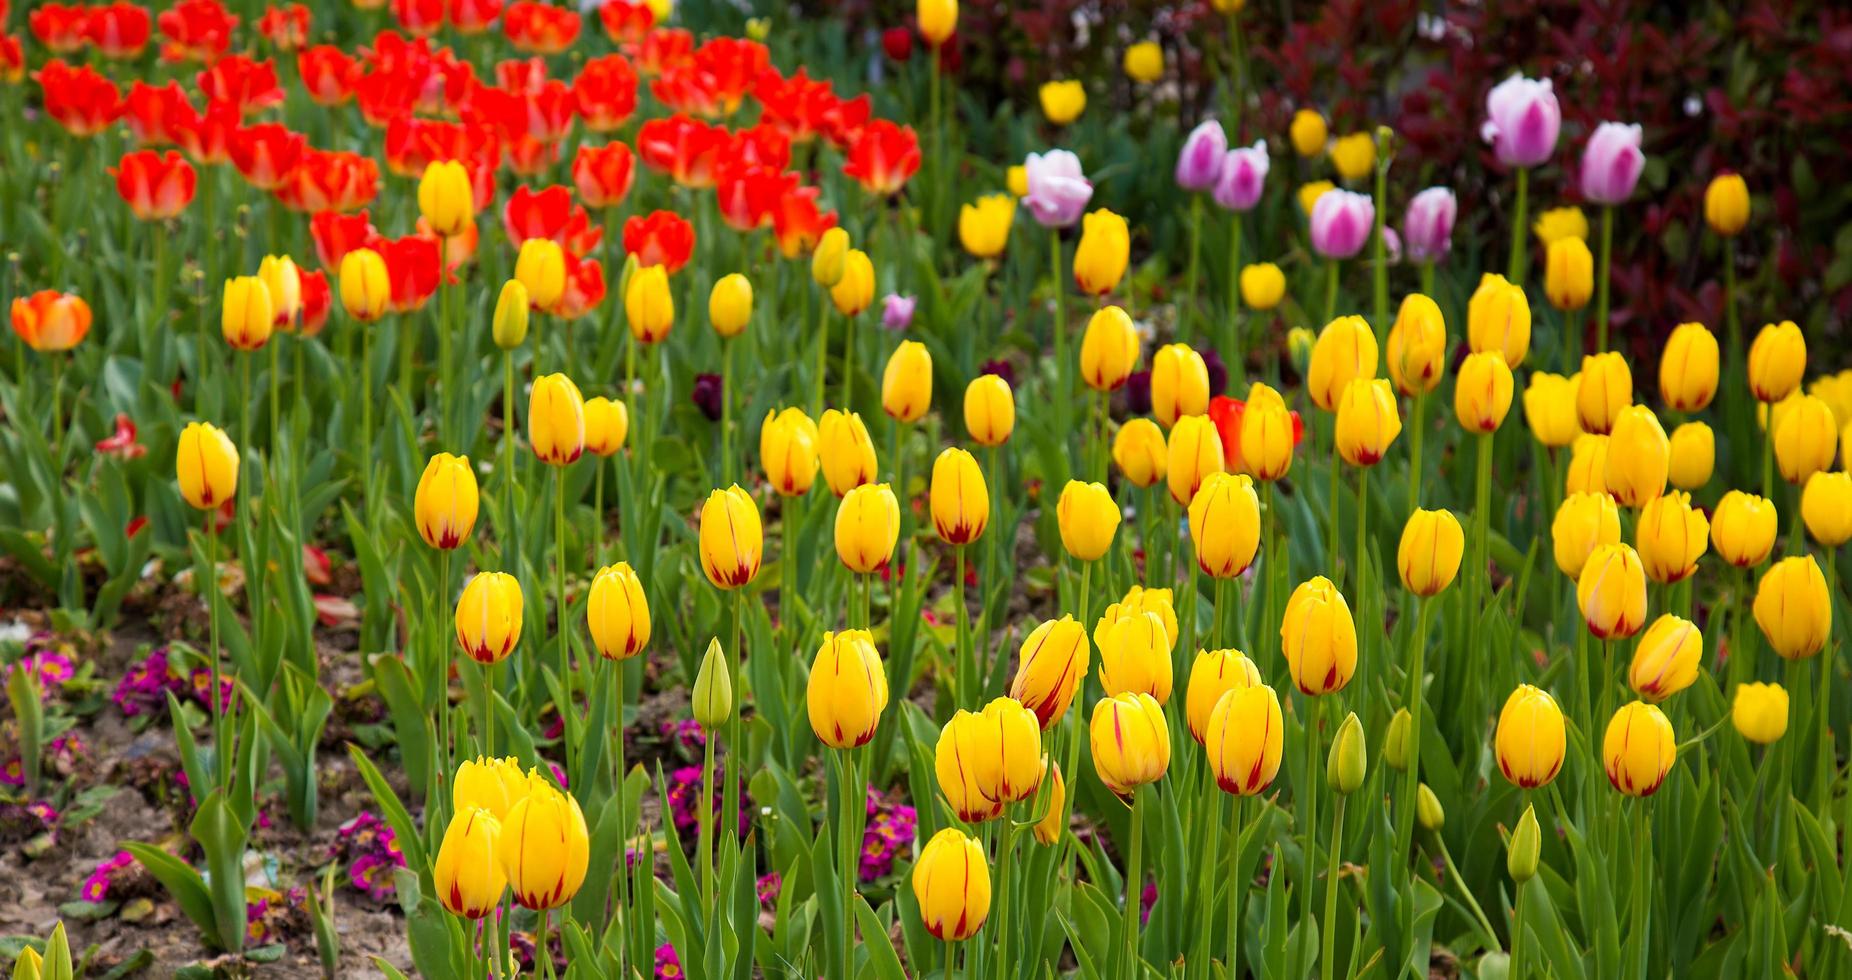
[502,184,602,256]
[298,46,360,105]
[125,81,200,146]
[520,79,576,143]
[113,150,198,221]
[370,234,442,314]
[630,27,693,77]
[754,68,838,145]
[417,217,479,281]
[572,143,636,210]
[158,0,238,64]
[731,123,793,171]
[355,68,428,127]
[636,114,726,189]
[819,93,872,149]
[772,184,838,259]
[85,2,153,59]
[842,119,921,196]
[494,57,546,93]
[36,61,122,137]
[310,210,378,269]
[573,54,638,132]
[299,269,331,335]
[29,4,87,54]
[599,0,653,44]
[392,0,445,37]
[622,210,696,274]
[650,66,725,118]
[0,36,22,85]
[197,55,285,115]
[257,4,312,50]
[96,413,146,459]
[175,99,241,165]
[449,0,504,35]
[504,1,579,55]
[1206,396,1305,473]
[551,255,606,320]
[691,37,767,116]
[882,27,913,63]
[10,291,92,353]
[383,115,468,176]
[715,163,797,233]
[228,122,305,190]
[274,149,379,213]
[503,134,562,177]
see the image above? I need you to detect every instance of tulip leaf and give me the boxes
[345,743,431,889]
[852,897,906,980]
[122,843,220,950]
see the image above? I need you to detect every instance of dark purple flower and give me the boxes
[1125,370,1152,415]
[1199,346,1227,396]
[692,373,723,421]
[980,359,1016,390]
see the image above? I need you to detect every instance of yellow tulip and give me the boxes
[912,828,991,941]
[1603,701,1675,797]
[1628,613,1702,702]
[624,263,674,343]
[1113,418,1167,488]
[1093,586,1178,652]
[916,0,957,46]
[434,807,506,919]
[1123,40,1163,83]
[1803,471,1852,548]
[1533,206,1588,247]
[708,272,752,338]
[515,238,566,312]
[1206,683,1283,796]
[257,254,302,328]
[1386,293,1446,395]
[499,778,590,909]
[221,275,274,350]
[418,160,475,238]
[339,247,390,322]
[528,373,586,466]
[699,485,763,588]
[1289,108,1328,158]
[176,421,239,510]
[1747,320,1806,402]
[831,248,875,317]
[1494,685,1566,789]
[811,227,850,288]
[1032,762,1067,844]
[808,629,888,749]
[1544,237,1593,312]
[1397,508,1464,596]
[1187,472,1261,579]
[1636,491,1708,584]
[1098,610,1174,704]
[1564,434,1611,497]
[835,482,899,573]
[1704,173,1749,237]
[1011,616,1091,729]
[1732,682,1788,744]
[937,697,1043,819]
[1039,80,1086,125]
[455,571,523,665]
[492,279,529,348]
[1073,208,1130,296]
[964,374,1015,446]
[1659,322,1719,411]
[959,194,1015,259]
[1711,490,1778,567]
[1239,262,1286,310]
[1080,305,1140,392]
[1552,491,1621,579]
[1575,352,1630,435]
[1667,421,1714,490]
[1089,692,1170,795]
[1467,273,1531,367]
[1239,384,1296,481]
[453,756,534,820]
[415,452,479,549]
[818,409,878,496]
[760,407,820,496]
[1522,372,1581,448]
[1774,393,1838,484]
[1455,351,1514,434]
[1151,343,1209,428]
[1604,405,1668,508]
[1335,378,1402,466]
[1329,132,1374,182]
[1185,649,1261,744]
[1056,480,1120,561]
[930,447,989,545]
[586,562,650,660]
[1297,180,1334,218]
[1006,165,1028,199]
[1577,542,1648,640]
[1307,315,1379,412]
[1281,576,1357,696]
[1166,414,1224,505]
[1754,555,1831,660]
[583,396,628,457]
[881,340,933,422]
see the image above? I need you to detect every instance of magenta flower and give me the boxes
[1579,122,1645,205]
[1481,73,1561,168]
[1402,187,1456,263]
[1023,150,1093,228]
[1174,120,1226,192]
[1212,140,1269,212]
[1309,189,1374,260]
[881,293,916,331]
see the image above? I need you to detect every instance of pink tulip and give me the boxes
[1481,73,1560,168]
[1174,120,1226,192]
[1024,149,1093,228]
[1309,189,1373,260]
[1212,139,1269,212]
[1402,186,1456,263]
[1579,122,1645,205]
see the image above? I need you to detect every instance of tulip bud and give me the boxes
[1494,685,1567,789]
[1185,649,1261,744]
[1755,555,1832,660]
[964,374,1015,446]
[935,697,1043,822]
[1667,421,1714,490]
[1032,762,1067,845]
[1286,327,1315,377]
[176,421,239,510]
[1467,273,1531,368]
[1089,692,1171,796]
[435,807,507,919]
[499,779,591,909]
[418,160,475,238]
[1011,616,1091,729]
[1151,343,1210,428]
[415,453,479,549]
[1564,434,1612,497]
[1732,682,1788,744]
[1774,394,1838,484]
[454,756,534,820]
[708,272,752,338]
[818,409,879,497]
[1113,418,1168,488]
[1704,173,1749,237]
[929,448,989,545]
[1748,321,1806,403]
[1604,406,1669,509]
[1454,351,1514,434]
[1281,576,1358,696]
[1080,305,1140,392]
[1098,611,1174,704]
[257,254,302,328]
[1417,784,1446,832]
[1329,131,1375,183]
[222,275,274,350]
[760,408,820,496]
[691,637,732,732]
[1386,293,1446,395]
[1507,805,1541,882]
[1335,378,1402,466]
[1397,508,1465,596]
[1073,208,1130,296]
[1577,543,1648,639]
[1056,480,1120,561]
[587,562,650,660]
[1240,263,1286,310]
[1544,237,1593,312]
[1093,586,1179,652]
[1659,322,1719,411]
[1239,385,1297,481]
[1290,108,1328,158]
[1205,683,1284,796]
[808,630,888,749]
[1166,414,1224,505]
[455,571,523,664]
[830,248,875,317]
[492,279,530,348]
[1520,372,1580,448]
[1603,701,1676,796]
[1575,352,1630,435]
[1711,490,1778,567]
[1552,491,1621,579]
[882,340,933,422]
[624,263,674,344]
[1187,472,1261,579]
[811,227,849,287]
[1627,613,1702,702]
[1326,711,1367,794]
[514,238,566,312]
[1803,471,1852,547]
[912,828,991,941]
[1383,708,1412,771]
[959,194,1015,259]
[835,483,900,573]
[338,247,390,322]
[1124,40,1163,83]
[1307,315,1379,412]
[1039,80,1087,126]
[528,373,586,466]
[700,485,763,588]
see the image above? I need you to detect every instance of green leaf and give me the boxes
[122,843,221,950]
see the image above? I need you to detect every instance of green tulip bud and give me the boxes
[1327,711,1367,795]
[692,637,733,732]
[1416,783,1445,831]
[492,279,530,350]
[1507,804,1541,883]
[1384,707,1411,772]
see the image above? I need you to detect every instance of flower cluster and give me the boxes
[659,717,706,756]
[664,764,750,839]
[245,886,307,946]
[860,789,917,882]
[655,943,684,980]
[112,646,229,717]
[3,633,77,696]
[331,811,406,902]
[81,851,136,903]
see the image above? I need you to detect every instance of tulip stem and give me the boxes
[362,320,376,533]
[268,334,281,463]
[726,591,745,845]
[1595,206,1613,354]
[204,509,225,790]
[1354,467,1369,586]
[1816,605,1835,812]
[813,303,828,419]
[1225,795,1247,978]
[1408,391,1427,508]
[610,661,627,974]
[955,545,970,707]
[1184,195,1203,343]
[555,469,572,782]
[1510,878,1528,980]
[1434,834,1500,954]
[479,662,494,758]
[1322,260,1338,325]
[592,464,604,568]
[996,821,1016,980]
[1326,446,1342,584]
[1507,167,1530,285]
[1212,576,1227,651]
[1471,432,1493,621]
[943,939,956,980]
[439,549,452,783]
[439,266,453,445]
[1123,784,1146,980]
[1319,792,1346,980]
[840,311,856,411]
[502,350,516,562]
[48,354,63,471]
[1051,231,1071,479]
[1629,803,1650,978]
[839,749,861,980]
[1296,697,1321,979]
[1372,141,1389,334]
[1395,598,1435,876]
[699,722,715,916]
[720,337,733,485]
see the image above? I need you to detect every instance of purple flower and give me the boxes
[881,293,916,331]
[1174,120,1226,192]
[1382,227,1402,265]
[1124,371,1152,415]
[979,359,1016,390]
[1579,121,1645,205]
[659,718,706,756]
[1212,140,1269,212]
[1200,346,1227,397]
[1140,879,1157,926]
[1481,73,1561,168]
[1402,187,1457,264]
[655,943,684,980]
[691,373,723,422]
[859,790,918,882]
[1309,189,1374,260]
[1024,150,1093,228]
[81,851,135,903]
[756,872,782,910]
